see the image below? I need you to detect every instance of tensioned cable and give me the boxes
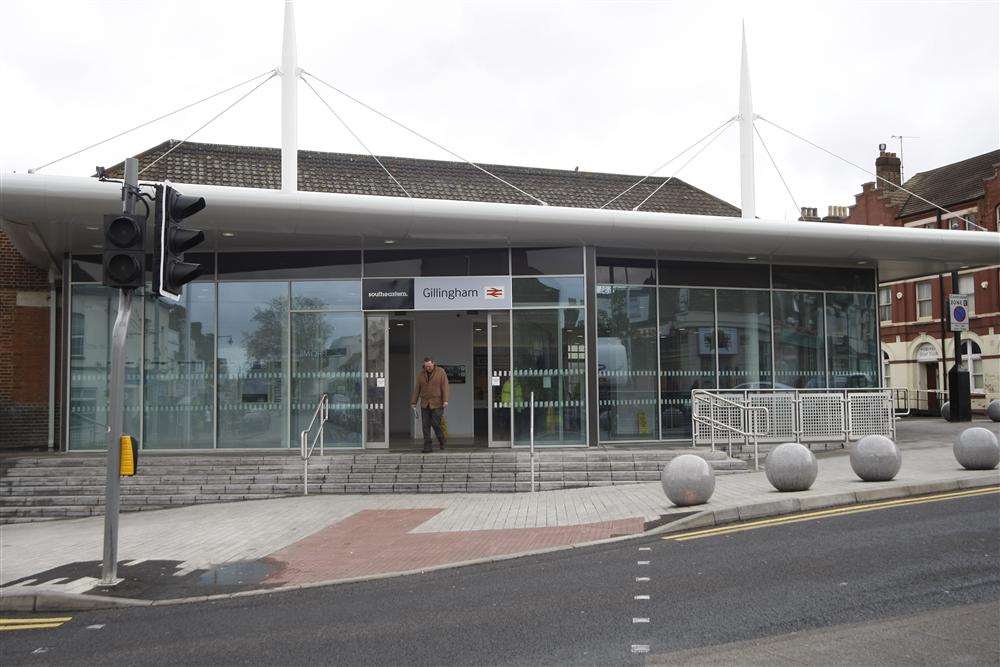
[632,121,733,212]
[757,116,984,226]
[601,116,736,209]
[138,72,278,176]
[301,75,411,198]
[30,70,277,174]
[753,122,800,215]
[300,69,548,206]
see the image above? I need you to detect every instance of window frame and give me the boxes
[878,287,892,323]
[916,281,933,319]
[957,275,976,315]
[962,340,985,394]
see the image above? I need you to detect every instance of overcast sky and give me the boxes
[2,0,997,219]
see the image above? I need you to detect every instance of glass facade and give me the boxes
[66,251,878,448]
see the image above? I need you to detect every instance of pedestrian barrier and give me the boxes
[690,390,769,470]
[299,393,329,495]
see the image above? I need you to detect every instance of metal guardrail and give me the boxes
[300,393,329,495]
[692,388,898,457]
[691,390,770,470]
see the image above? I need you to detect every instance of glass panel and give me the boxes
[490,311,511,444]
[217,282,288,448]
[597,285,658,441]
[716,289,773,389]
[773,291,826,388]
[71,255,103,283]
[826,293,878,388]
[595,258,656,285]
[143,282,215,449]
[772,265,875,292]
[363,249,509,277]
[68,285,141,450]
[511,247,583,275]
[291,312,363,448]
[659,288,716,438]
[512,308,586,445]
[218,251,361,279]
[291,280,362,311]
[512,277,585,307]
[365,314,387,444]
[658,260,769,288]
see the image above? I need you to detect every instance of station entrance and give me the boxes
[364,311,511,450]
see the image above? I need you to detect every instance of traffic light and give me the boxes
[153,183,206,299]
[102,213,145,289]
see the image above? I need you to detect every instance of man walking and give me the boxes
[410,356,449,453]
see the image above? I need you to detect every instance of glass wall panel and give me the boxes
[365,314,387,445]
[68,285,142,450]
[659,288,716,438]
[291,312,363,447]
[511,247,583,275]
[772,265,875,292]
[512,277,585,307]
[143,283,215,449]
[291,280,362,311]
[773,291,826,388]
[659,260,769,288]
[826,292,878,388]
[218,251,361,280]
[716,289,773,389]
[490,311,511,444]
[71,255,103,282]
[363,249,509,277]
[597,285,659,441]
[595,258,656,285]
[512,308,586,445]
[217,282,288,448]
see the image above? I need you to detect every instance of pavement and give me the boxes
[1,490,997,665]
[1,418,997,608]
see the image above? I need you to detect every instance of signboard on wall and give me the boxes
[362,278,414,310]
[948,294,969,332]
[413,276,512,310]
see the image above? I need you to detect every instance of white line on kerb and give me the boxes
[637,560,650,565]
[631,645,650,654]
[634,595,650,600]
[632,617,650,624]
[636,576,650,582]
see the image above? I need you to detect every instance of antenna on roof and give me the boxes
[890,135,918,182]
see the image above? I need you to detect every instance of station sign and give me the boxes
[948,294,969,332]
[363,278,414,310]
[362,276,512,310]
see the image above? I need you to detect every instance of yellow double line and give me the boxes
[0,616,72,632]
[664,486,1000,542]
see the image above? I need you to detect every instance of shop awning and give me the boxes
[1,173,996,282]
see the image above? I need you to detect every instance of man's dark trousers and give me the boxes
[421,407,445,451]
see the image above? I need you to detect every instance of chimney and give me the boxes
[822,205,849,222]
[875,147,901,190]
[798,206,820,222]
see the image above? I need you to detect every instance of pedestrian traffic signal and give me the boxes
[102,213,145,289]
[153,183,206,299]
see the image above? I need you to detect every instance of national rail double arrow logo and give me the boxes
[484,286,504,299]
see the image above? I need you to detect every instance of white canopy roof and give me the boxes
[1,173,996,282]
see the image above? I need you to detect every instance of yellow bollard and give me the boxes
[119,435,137,476]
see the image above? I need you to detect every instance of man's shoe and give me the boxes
[422,446,432,453]
[438,440,446,451]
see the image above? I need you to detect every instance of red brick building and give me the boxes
[831,148,1000,413]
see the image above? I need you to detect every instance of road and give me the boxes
[3,489,998,665]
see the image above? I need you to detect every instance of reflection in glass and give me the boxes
[659,288,716,437]
[716,290,773,389]
[291,312,363,447]
[291,280,361,312]
[512,277,585,308]
[773,291,826,388]
[512,308,586,445]
[365,315,387,444]
[490,312,511,444]
[217,282,288,448]
[144,283,215,449]
[68,285,142,450]
[511,247,583,275]
[826,293,878,388]
[597,285,658,441]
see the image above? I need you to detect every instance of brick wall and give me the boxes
[0,228,54,450]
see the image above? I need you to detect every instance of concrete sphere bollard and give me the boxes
[849,435,902,482]
[765,443,818,492]
[661,454,715,507]
[953,427,1000,470]
[940,401,950,421]
[987,400,1000,423]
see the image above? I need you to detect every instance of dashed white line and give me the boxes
[634,595,650,600]
[632,617,650,624]
[635,576,650,582]
[637,560,650,565]
[638,547,651,551]
[631,644,650,654]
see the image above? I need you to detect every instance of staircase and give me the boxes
[1,449,748,524]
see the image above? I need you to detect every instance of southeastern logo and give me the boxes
[484,286,504,299]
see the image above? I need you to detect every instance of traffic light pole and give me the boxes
[100,157,139,585]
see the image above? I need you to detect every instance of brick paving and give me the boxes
[266,509,644,584]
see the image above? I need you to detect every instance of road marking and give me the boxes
[631,644,650,654]
[0,618,70,632]
[635,576,650,582]
[664,486,1000,542]
[637,560,650,565]
[638,547,651,551]
[634,594,650,600]
[632,617,650,624]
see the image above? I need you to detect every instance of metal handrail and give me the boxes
[691,390,770,470]
[300,393,329,495]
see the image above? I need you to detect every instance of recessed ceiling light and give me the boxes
[746,256,758,260]
[91,243,102,249]
[856,260,868,265]
[220,231,236,238]
[85,225,99,231]
[383,239,396,244]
